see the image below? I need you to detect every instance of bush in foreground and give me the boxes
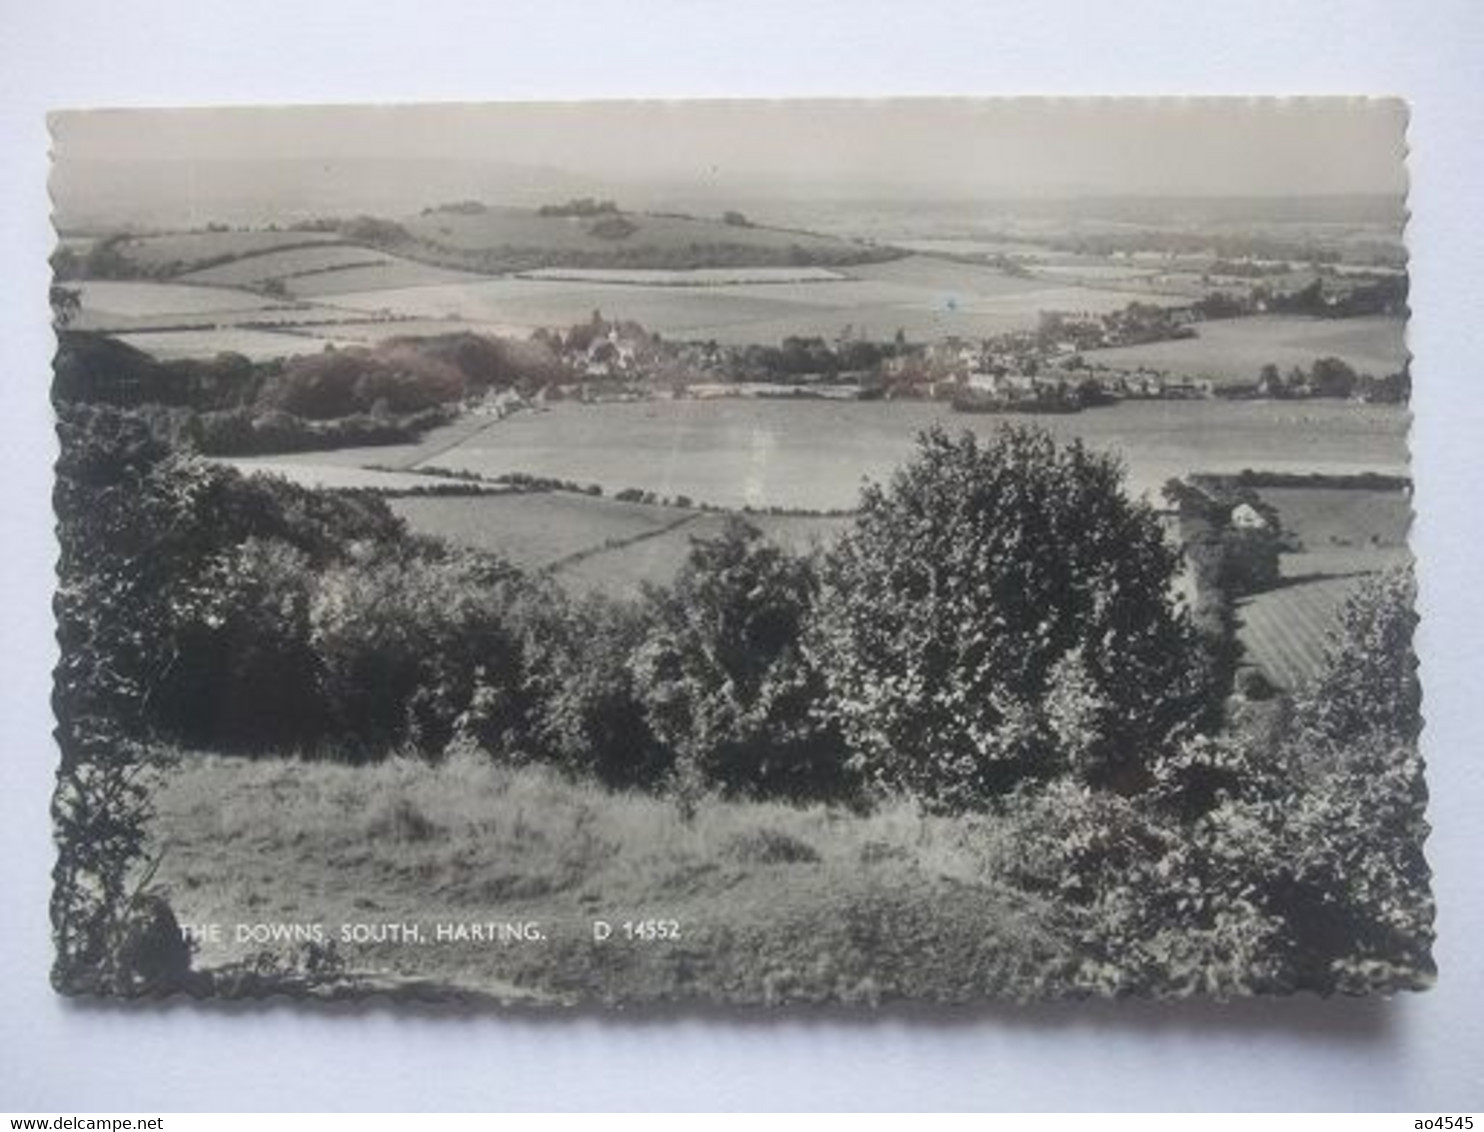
[631,518,851,801]
[1005,565,1431,997]
[814,426,1212,810]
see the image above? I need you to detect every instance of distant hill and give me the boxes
[59,203,904,283]
[394,202,903,272]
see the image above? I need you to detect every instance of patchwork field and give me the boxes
[224,399,1410,605]
[1082,315,1409,386]
[261,318,528,352]
[66,224,1417,650]
[283,254,1194,346]
[70,231,1367,361]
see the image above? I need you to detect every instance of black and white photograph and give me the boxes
[47,97,1431,1006]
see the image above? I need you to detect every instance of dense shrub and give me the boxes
[384,331,569,390]
[310,550,531,756]
[57,404,412,748]
[156,537,325,748]
[1279,566,1432,990]
[515,588,671,790]
[53,332,260,410]
[1001,774,1290,997]
[258,345,466,420]
[631,518,852,801]
[1183,524,1281,597]
[814,426,1211,810]
[52,406,192,992]
[1005,566,1431,996]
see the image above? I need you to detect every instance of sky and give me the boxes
[51,97,1409,202]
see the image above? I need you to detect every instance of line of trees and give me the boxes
[52,410,1430,996]
[52,330,569,457]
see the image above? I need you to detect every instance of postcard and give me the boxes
[48,98,1429,1003]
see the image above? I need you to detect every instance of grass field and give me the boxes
[388,492,690,573]
[220,459,512,494]
[1081,315,1409,386]
[216,393,1410,606]
[410,399,1410,511]
[516,266,847,285]
[1237,576,1373,692]
[312,276,807,336]
[114,328,354,362]
[180,244,396,287]
[148,753,1073,1004]
[1235,485,1413,689]
[111,230,345,272]
[70,280,398,337]
[71,240,1348,360]
[72,280,283,319]
[317,254,1192,346]
[1260,485,1413,574]
[280,317,530,349]
[284,258,489,297]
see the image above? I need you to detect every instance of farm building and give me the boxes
[1230,502,1273,530]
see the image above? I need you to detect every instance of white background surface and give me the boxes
[1,0,1481,1112]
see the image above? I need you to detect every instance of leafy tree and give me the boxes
[1310,356,1360,400]
[516,588,670,789]
[52,406,192,992]
[156,537,325,749]
[1139,567,1431,994]
[1219,566,1429,993]
[631,518,850,800]
[257,345,465,419]
[813,426,1210,810]
[309,550,529,756]
[1293,565,1421,750]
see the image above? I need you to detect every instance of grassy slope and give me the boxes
[150,754,1076,1005]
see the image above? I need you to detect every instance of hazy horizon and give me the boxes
[50,99,1409,230]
